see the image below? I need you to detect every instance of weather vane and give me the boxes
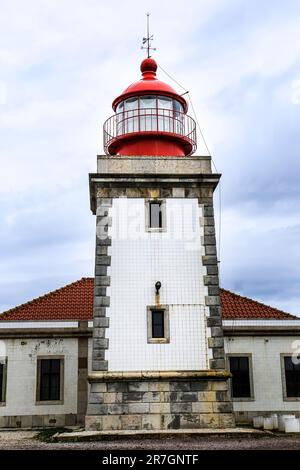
[141,12,156,58]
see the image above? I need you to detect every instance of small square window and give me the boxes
[282,355,300,399]
[36,357,64,404]
[145,200,166,232]
[150,202,163,228]
[147,305,169,343]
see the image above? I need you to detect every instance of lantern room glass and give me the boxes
[115,96,184,136]
[140,96,156,131]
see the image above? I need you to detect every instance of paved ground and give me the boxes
[0,431,300,450]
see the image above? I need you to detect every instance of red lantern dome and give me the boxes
[103,57,197,157]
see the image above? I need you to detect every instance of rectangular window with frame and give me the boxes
[283,356,300,398]
[229,355,252,399]
[37,357,64,403]
[145,199,166,232]
[150,202,163,228]
[147,306,170,343]
[0,359,7,404]
[152,309,165,338]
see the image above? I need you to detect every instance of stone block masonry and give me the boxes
[86,372,235,431]
[200,198,225,370]
[91,197,112,372]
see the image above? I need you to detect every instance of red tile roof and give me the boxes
[0,277,296,322]
[220,288,296,319]
[0,278,94,322]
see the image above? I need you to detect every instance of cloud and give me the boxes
[0,0,299,315]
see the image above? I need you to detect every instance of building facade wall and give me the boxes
[0,337,79,427]
[224,335,300,422]
[1,330,299,427]
[106,197,209,371]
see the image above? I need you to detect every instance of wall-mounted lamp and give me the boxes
[155,281,161,295]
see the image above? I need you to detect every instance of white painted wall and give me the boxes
[225,335,300,412]
[105,198,209,371]
[1,332,300,418]
[0,338,78,416]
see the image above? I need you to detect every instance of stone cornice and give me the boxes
[224,325,300,336]
[0,328,92,339]
[88,370,232,382]
[89,172,220,214]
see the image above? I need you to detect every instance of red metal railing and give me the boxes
[103,108,197,155]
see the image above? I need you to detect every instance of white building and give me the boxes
[1,54,299,431]
[0,277,299,428]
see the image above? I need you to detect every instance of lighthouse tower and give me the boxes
[86,52,235,430]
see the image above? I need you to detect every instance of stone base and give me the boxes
[86,371,235,431]
[234,410,300,425]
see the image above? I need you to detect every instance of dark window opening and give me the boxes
[0,363,4,402]
[152,310,165,338]
[150,202,162,228]
[284,356,300,397]
[229,356,251,398]
[39,359,61,401]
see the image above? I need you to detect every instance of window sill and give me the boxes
[148,338,170,344]
[283,397,300,402]
[232,397,255,402]
[146,228,167,233]
[35,400,64,406]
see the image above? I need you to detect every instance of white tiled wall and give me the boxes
[106,198,209,371]
[225,336,300,412]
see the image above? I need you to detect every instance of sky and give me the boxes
[0,0,300,315]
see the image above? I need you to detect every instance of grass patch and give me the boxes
[36,427,73,442]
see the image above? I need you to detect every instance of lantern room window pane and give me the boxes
[173,100,183,112]
[173,99,184,134]
[140,95,156,131]
[116,102,125,135]
[140,96,156,109]
[158,96,172,132]
[116,101,124,112]
[124,97,138,110]
[124,98,138,133]
[158,96,173,109]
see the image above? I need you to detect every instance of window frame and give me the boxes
[0,357,7,405]
[36,356,64,405]
[281,354,300,402]
[227,353,255,402]
[147,305,170,344]
[145,199,167,232]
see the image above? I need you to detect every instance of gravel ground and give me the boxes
[0,431,300,450]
